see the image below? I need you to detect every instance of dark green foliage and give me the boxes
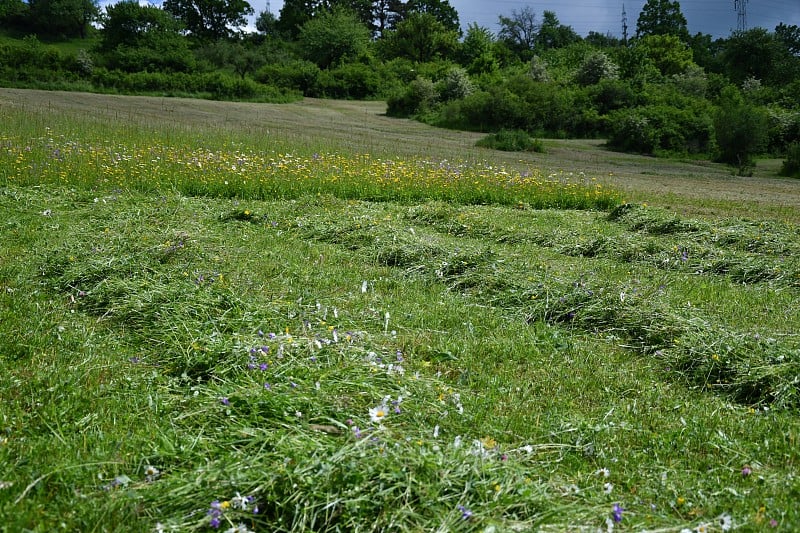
[378,11,458,62]
[0,0,29,31]
[255,59,321,93]
[586,78,642,115]
[95,1,195,73]
[713,92,770,174]
[298,8,371,69]
[432,75,580,137]
[607,104,715,156]
[0,36,85,83]
[405,0,460,34]
[722,28,783,85]
[780,142,800,178]
[475,129,544,152]
[89,68,298,100]
[162,0,253,40]
[386,76,437,117]
[635,0,689,42]
[27,0,99,39]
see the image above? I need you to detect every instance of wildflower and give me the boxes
[224,525,254,533]
[231,492,249,510]
[695,523,709,533]
[596,467,611,478]
[220,397,230,406]
[603,482,613,495]
[612,503,624,523]
[144,465,160,481]
[369,404,388,424]
[717,513,733,531]
[742,465,752,477]
[770,519,778,527]
[457,504,473,520]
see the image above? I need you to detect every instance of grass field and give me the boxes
[1,88,799,532]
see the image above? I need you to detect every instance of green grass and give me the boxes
[0,93,799,532]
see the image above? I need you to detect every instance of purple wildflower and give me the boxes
[458,505,473,520]
[612,503,624,523]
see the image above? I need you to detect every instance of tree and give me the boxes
[585,31,622,48]
[378,11,457,62]
[0,0,29,32]
[97,0,194,71]
[28,0,99,38]
[575,51,620,86]
[637,34,693,76]
[459,23,497,74]
[714,88,769,175]
[536,10,580,51]
[405,0,459,34]
[298,8,371,68]
[722,28,782,85]
[635,0,689,42]
[775,23,800,57]
[498,6,538,58]
[255,9,278,36]
[163,0,253,40]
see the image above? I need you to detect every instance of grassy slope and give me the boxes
[0,89,799,532]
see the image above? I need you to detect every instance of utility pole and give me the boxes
[621,3,628,44]
[734,0,748,32]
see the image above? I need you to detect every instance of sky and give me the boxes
[254,0,800,39]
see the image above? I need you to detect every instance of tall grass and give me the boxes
[0,106,620,210]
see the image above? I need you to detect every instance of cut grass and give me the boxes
[0,91,799,532]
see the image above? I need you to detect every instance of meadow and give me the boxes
[0,88,798,532]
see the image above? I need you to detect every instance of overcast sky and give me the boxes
[254,0,800,39]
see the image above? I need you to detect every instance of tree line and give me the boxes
[1,0,799,175]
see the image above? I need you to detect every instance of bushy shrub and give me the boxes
[437,67,474,101]
[607,105,715,156]
[311,63,384,99]
[574,51,619,86]
[386,77,438,117]
[475,129,545,152]
[714,98,770,174]
[779,142,800,178]
[586,78,641,116]
[254,60,321,94]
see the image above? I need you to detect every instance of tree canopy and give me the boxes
[636,0,689,42]
[163,0,253,40]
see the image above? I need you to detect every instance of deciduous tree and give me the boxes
[635,0,688,42]
[28,0,99,38]
[378,11,457,62]
[298,7,371,68]
[163,0,253,40]
[498,6,538,58]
